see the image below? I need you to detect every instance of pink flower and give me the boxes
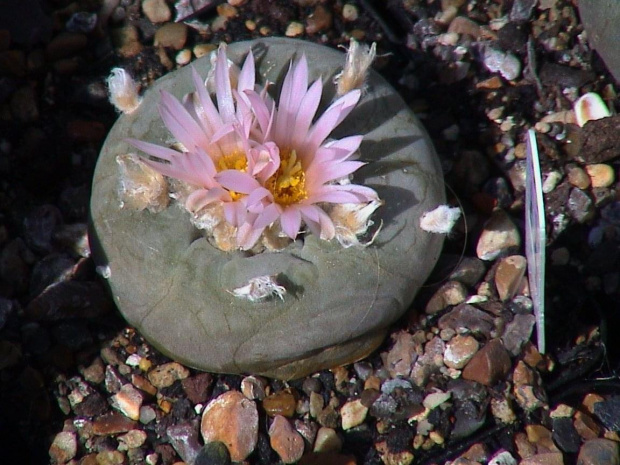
[217,55,379,249]
[127,44,379,251]
[127,43,261,215]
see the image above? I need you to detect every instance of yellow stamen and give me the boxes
[266,149,308,206]
[217,151,247,201]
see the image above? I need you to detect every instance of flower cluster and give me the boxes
[126,43,381,251]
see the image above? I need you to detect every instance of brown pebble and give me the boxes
[112,26,143,58]
[425,280,468,314]
[269,415,305,464]
[181,373,212,404]
[49,431,77,464]
[45,32,87,61]
[462,339,511,386]
[262,390,297,418]
[444,335,479,369]
[95,450,126,465]
[448,16,482,38]
[476,209,521,261]
[93,412,137,435]
[111,383,143,420]
[574,411,601,440]
[306,4,333,34]
[567,165,591,189]
[131,374,157,396]
[201,391,258,462]
[582,393,605,414]
[142,0,171,23]
[154,23,188,50]
[520,452,564,465]
[494,255,527,301]
[577,438,620,465]
[585,163,615,188]
[147,362,190,388]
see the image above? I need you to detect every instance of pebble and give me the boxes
[448,257,487,287]
[118,429,147,449]
[313,426,342,453]
[263,390,297,417]
[181,373,212,404]
[269,415,305,464]
[582,393,605,414]
[577,438,620,465]
[201,391,258,461]
[519,452,564,465]
[306,4,332,34]
[139,405,157,424]
[112,25,143,58]
[195,441,231,465]
[110,383,143,420]
[241,375,267,400]
[489,450,517,465]
[49,431,77,464]
[501,314,535,356]
[342,4,358,21]
[462,339,512,386]
[217,3,237,17]
[143,0,171,23]
[167,422,202,464]
[567,165,591,189]
[491,396,517,424]
[448,16,482,38]
[153,23,188,50]
[567,187,595,223]
[495,255,527,301]
[593,396,620,431]
[285,22,304,37]
[381,330,418,378]
[476,210,521,260]
[176,49,192,66]
[425,280,468,313]
[438,303,496,338]
[45,32,88,61]
[444,335,479,369]
[574,410,601,440]
[66,12,98,33]
[482,47,522,80]
[96,450,126,465]
[147,362,189,388]
[585,163,615,188]
[340,399,368,430]
[93,412,137,435]
[552,417,581,453]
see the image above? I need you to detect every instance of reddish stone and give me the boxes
[93,412,137,435]
[462,339,511,386]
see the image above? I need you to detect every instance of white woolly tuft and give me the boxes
[334,39,377,96]
[230,275,286,302]
[107,68,142,114]
[420,205,461,234]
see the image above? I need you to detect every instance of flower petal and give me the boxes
[291,79,322,149]
[307,160,365,187]
[215,44,235,123]
[280,207,302,239]
[253,203,282,230]
[237,50,255,93]
[159,91,209,150]
[216,170,260,194]
[186,187,229,212]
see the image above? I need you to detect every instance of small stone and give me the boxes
[142,0,171,23]
[148,362,190,388]
[95,450,126,465]
[93,412,137,435]
[201,391,258,462]
[552,417,581,453]
[582,393,605,414]
[195,441,231,465]
[45,32,87,61]
[49,431,77,464]
[476,210,521,260]
[574,411,601,440]
[585,164,615,188]
[567,165,591,190]
[139,405,157,424]
[340,399,368,430]
[438,304,496,338]
[567,188,595,223]
[449,257,487,287]
[425,281,468,313]
[176,49,192,66]
[182,373,212,404]
[577,438,620,465]
[217,3,237,17]
[491,397,517,424]
[313,426,342,453]
[520,453,564,465]
[448,16,482,38]
[483,47,521,80]
[193,43,217,58]
[444,335,479,369]
[285,22,304,37]
[381,330,418,378]
[111,383,144,420]
[118,429,147,449]
[131,374,157,396]
[168,422,202,464]
[112,25,143,58]
[241,375,267,400]
[501,314,536,356]
[309,391,324,419]
[80,357,105,384]
[342,4,358,21]
[495,255,527,301]
[262,390,297,418]
[269,415,305,464]
[593,396,620,431]
[154,23,188,50]
[462,339,511,386]
[306,4,332,34]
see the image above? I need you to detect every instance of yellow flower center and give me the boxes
[266,149,308,206]
[217,151,247,201]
